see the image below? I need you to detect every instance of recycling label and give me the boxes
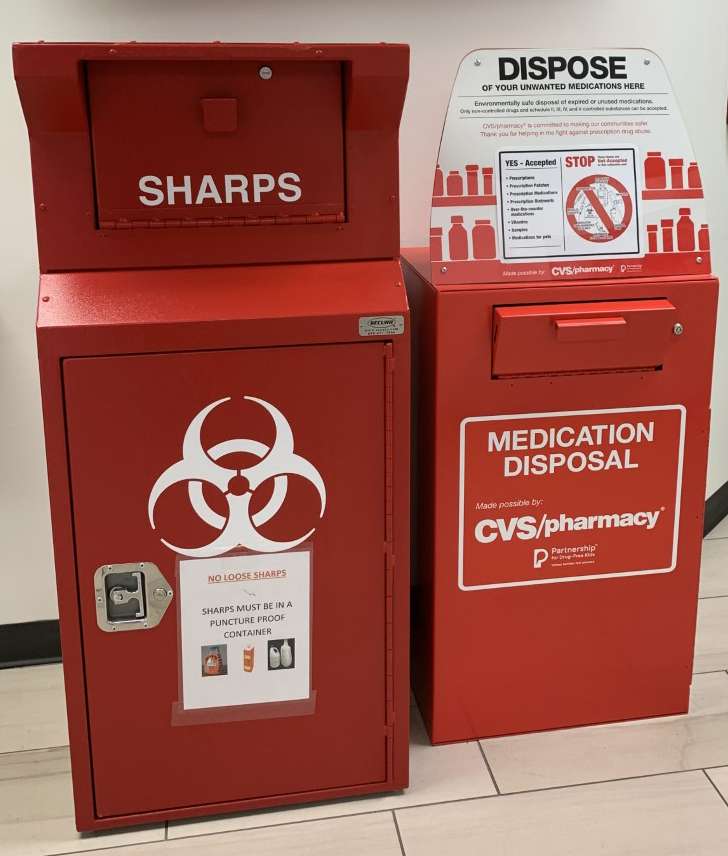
[458,406,685,590]
[179,549,310,710]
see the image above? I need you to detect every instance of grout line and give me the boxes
[166,769,713,843]
[703,769,728,809]
[44,766,728,852]
[392,809,407,856]
[693,669,728,676]
[0,743,69,758]
[698,594,728,601]
[477,741,501,795]
[164,821,169,840]
[54,835,168,856]
[165,806,409,842]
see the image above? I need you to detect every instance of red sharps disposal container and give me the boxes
[404,48,718,743]
[15,42,410,828]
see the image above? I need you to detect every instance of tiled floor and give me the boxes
[1,531,727,855]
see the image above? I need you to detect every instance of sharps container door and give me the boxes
[63,342,390,817]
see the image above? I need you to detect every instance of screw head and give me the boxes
[474,57,481,66]
[440,266,448,274]
[96,595,103,604]
[153,587,167,601]
[644,58,650,65]
[258,65,273,80]
[696,256,703,264]
[673,322,684,336]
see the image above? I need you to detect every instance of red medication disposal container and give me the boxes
[404,48,718,743]
[15,42,410,829]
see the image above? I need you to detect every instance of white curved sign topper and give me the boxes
[148,396,326,558]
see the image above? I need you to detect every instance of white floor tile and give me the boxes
[706,516,728,540]
[395,770,728,856]
[84,813,400,856]
[699,538,728,598]
[480,671,728,793]
[168,703,495,838]
[694,596,728,673]
[0,664,68,754]
[705,766,728,804]
[0,747,164,856]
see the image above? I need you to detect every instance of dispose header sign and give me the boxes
[458,406,685,589]
[432,49,711,285]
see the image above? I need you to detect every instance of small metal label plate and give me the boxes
[358,315,405,337]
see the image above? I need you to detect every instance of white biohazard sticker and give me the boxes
[179,549,311,710]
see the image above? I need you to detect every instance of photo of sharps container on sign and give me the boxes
[404,48,718,744]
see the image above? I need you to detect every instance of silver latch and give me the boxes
[94,562,173,632]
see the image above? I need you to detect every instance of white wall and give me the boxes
[1,0,727,624]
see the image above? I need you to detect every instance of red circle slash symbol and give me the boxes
[566,175,633,243]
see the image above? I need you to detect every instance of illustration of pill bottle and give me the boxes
[687,162,702,189]
[269,646,281,669]
[698,224,710,252]
[472,219,496,259]
[482,166,494,196]
[446,170,464,196]
[668,158,684,189]
[433,165,444,197]
[281,640,293,668]
[430,226,443,261]
[448,216,469,260]
[644,152,666,189]
[243,646,254,673]
[661,219,674,253]
[677,208,695,252]
[647,224,658,253]
[465,164,479,196]
[203,648,222,676]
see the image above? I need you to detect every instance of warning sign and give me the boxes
[179,549,311,710]
[432,48,711,285]
[458,406,684,590]
[566,174,633,242]
[499,148,639,260]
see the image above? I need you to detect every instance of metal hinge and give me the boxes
[384,342,396,736]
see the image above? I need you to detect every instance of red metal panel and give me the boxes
[63,344,387,816]
[13,42,408,272]
[493,299,677,376]
[87,60,345,226]
[35,263,410,829]
[404,251,717,743]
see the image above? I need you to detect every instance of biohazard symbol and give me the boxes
[148,397,326,558]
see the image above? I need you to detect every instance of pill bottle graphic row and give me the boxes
[433,165,494,198]
[431,216,497,261]
[644,152,702,192]
[646,209,709,254]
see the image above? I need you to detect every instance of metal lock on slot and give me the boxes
[94,562,173,632]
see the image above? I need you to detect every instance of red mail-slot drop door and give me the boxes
[493,299,677,376]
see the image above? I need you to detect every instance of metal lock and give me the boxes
[94,562,173,632]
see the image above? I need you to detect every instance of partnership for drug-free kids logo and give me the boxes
[148,397,326,558]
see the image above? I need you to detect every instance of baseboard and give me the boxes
[705,480,728,536]
[0,620,61,670]
[1,485,726,668]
